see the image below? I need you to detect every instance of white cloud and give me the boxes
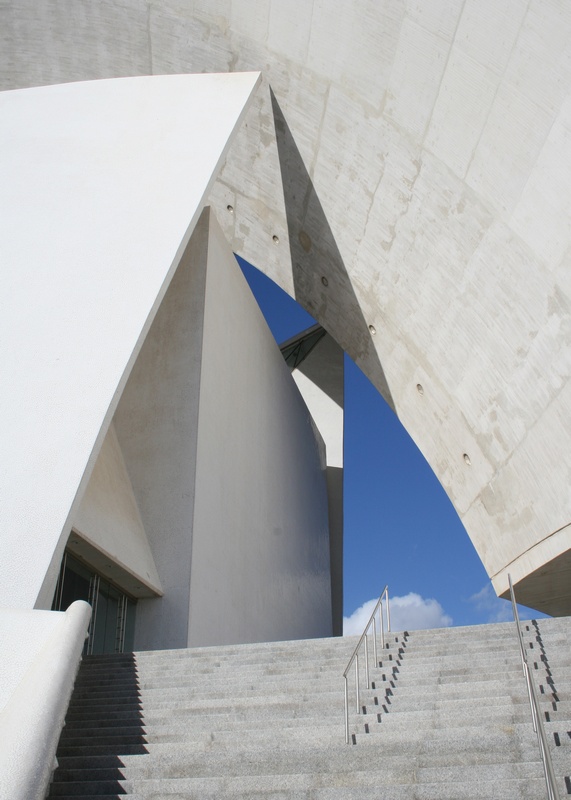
[343,592,452,636]
[468,583,543,624]
[469,584,512,623]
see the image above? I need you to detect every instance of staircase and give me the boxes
[48,617,571,799]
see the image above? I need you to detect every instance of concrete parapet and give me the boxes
[0,601,91,800]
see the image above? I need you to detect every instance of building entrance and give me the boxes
[52,551,136,654]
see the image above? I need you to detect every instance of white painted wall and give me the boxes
[292,334,344,469]
[0,610,62,715]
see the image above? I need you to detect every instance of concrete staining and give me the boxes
[1,1,571,612]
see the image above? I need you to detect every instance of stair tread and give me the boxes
[49,616,571,798]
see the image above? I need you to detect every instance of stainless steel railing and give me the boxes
[509,574,560,800]
[343,585,390,743]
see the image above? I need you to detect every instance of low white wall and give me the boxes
[0,601,91,800]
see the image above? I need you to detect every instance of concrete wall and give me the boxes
[72,422,163,598]
[0,73,260,611]
[0,602,91,800]
[291,333,344,635]
[114,208,332,649]
[187,211,332,646]
[2,2,571,612]
[293,334,344,470]
[1,70,333,649]
[113,208,210,650]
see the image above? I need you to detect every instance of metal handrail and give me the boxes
[508,574,560,800]
[343,585,390,743]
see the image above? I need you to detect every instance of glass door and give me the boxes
[52,551,136,654]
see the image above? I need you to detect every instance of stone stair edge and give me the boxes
[76,616,570,663]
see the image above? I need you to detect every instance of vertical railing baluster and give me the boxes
[344,676,349,744]
[385,586,390,634]
[509,574,559,800]
[342,586,391,742]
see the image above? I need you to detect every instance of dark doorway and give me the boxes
[52,551,136,654]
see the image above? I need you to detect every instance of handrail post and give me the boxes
[344,676,349,744]
[385,586,391,633]
[508,574,560,800]
[342,586,389,743]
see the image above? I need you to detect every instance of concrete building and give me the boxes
[1,72,341,653]
[2,0,570,617]
[1,1,571,796]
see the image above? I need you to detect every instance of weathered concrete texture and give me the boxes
[1,1,571,611]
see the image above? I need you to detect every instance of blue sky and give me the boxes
[237,257,547,633]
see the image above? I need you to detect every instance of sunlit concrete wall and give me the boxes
[189,211,332,646]
[115,208,333,649]
[2,1,571,613]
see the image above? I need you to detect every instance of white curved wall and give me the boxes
[2,0,571,612]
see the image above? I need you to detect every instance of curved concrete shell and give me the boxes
[2,0,571,613]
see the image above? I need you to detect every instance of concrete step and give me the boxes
[60,691,537,737]
[129,640,524,664]
[54,720,544,765]
[49,754,546,788]
[52,735,544,782]
[50,618,571,799]
[48,769,551,800]
[68,677,527,705]
[56,718,545,760]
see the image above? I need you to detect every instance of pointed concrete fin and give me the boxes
[0,72,261,608]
